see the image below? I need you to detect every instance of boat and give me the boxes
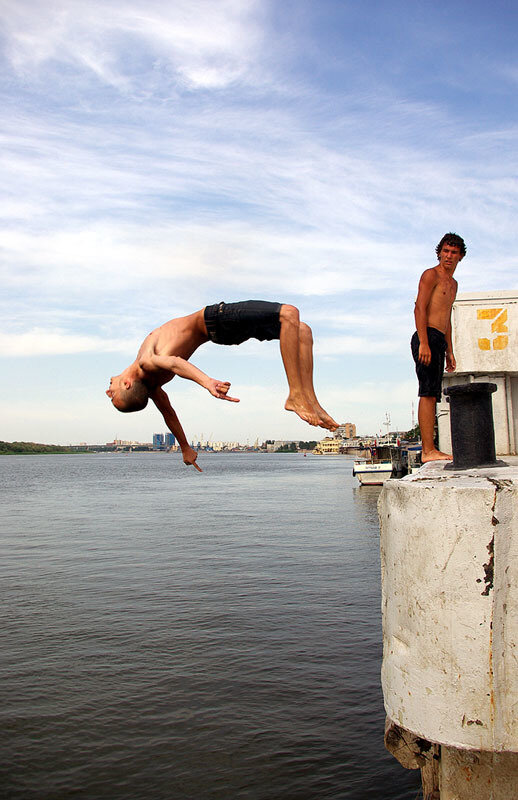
[403,444,422,474]
[350,411,422,485]
[352,459,393,485]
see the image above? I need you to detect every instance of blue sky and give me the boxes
[1,0,517,445]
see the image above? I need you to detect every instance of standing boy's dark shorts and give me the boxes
[411,327,447,401]
[204,301,282,346]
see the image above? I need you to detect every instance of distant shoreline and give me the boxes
[0,441,321,455]
[0,441,89,455]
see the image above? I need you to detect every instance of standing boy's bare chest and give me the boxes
[430,277,456,310]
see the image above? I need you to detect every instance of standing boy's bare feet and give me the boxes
[422,449,452,463]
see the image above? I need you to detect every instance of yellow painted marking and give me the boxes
[493,335,508,350]
[491,308,507,333]
[477,309,501,320]
[476,308,509,351]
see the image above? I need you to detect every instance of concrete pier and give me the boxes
[379,458,518,798]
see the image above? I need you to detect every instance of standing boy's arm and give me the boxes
[445,280,458,372]
[150,387,202,472]
[445,319,456,372]
[414,269,437,366]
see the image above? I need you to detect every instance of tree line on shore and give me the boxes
[0,440,321,455]
[0,441,86,455]
[275,441,318,452]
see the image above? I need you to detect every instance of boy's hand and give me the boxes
[418,343,431,366]
[207,379,240,402]
[445,352,456,372]
[182,446,203,472]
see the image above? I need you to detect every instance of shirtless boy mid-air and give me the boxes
[106,301,338,471]
[411,233,466,463]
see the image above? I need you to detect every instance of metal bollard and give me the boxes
[443,382,506,469]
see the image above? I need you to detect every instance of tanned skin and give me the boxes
[414,244,463,462]
[106,304,338,472]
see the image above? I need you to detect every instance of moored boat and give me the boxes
[352,459,393,485]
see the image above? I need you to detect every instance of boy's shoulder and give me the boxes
[419,265,439,284]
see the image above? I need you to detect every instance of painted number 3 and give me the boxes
[477,308,508,351]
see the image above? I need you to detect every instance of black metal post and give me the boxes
[444,382,506,469]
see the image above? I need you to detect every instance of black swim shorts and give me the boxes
[204,301,282,346]
[411,327,447,401]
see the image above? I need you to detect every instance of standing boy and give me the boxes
[411,233,466,462]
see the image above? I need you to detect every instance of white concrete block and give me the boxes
[379,462,518,751]
[436,291,518,456]
[452,292,518,374]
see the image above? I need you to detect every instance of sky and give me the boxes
[1,0,517,445]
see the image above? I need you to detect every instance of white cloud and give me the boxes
[0,0,264,91]
[323,379,416,434]
[0,329,136,356]
[316,335,395,357]
[0,218,406,299]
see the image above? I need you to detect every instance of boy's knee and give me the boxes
[280,304,300,326]
[299,321,313,344]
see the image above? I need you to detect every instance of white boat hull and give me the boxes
[353,461,393,485]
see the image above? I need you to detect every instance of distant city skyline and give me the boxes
[68,419,406,449]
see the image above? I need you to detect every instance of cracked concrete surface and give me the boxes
[378,462,518,751]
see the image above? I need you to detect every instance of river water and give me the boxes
[1,453,420,799]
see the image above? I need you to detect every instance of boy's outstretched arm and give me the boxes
[150,387,202,472]
[140,354,240,402]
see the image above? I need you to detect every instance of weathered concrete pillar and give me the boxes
[378,460,518,798]
[440,747,518,799]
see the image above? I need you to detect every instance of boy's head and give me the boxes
[436,232,466,260]
[106,375,149,412]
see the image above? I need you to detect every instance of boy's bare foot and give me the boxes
[315,407,339,431]
[285,396,320,427]
[422,449,452,463]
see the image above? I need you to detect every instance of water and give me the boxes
[0,453,420,800]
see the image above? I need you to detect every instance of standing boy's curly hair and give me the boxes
[115,379,149,412]
[435,232,466,259]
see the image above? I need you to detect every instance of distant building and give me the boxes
[335,423,356,439]
[314,437,341,454]
[164,432,175,448]
[153,433,165,450]
[267,440,297,452]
